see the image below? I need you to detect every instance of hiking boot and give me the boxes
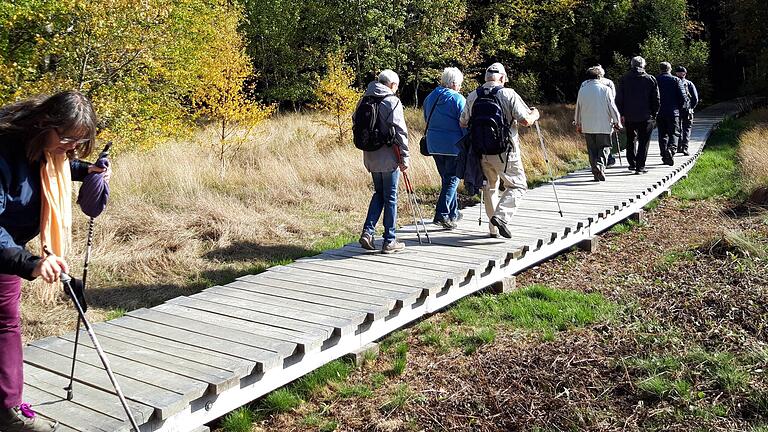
[596,169,606,181]
[490,216,512,239]
[437,216,456,230]
[452,211,463,223]
[635,168,648,174]
[681,149,690,156]
[358,231,375,251]
[663,158,674,166]
[628,165,636,172]
[607,154,616,167]
[0,405,58,432]
[382,240,405,254]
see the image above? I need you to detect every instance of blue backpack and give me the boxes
[469,86,510,156]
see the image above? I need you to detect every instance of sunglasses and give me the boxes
[55,129,90,145]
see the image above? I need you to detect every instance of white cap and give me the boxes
[486,62,507,76]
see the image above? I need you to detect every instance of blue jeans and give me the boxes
[433,155,459,221]
[363,169,400,242]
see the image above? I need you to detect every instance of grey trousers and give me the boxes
[584,133,611,174]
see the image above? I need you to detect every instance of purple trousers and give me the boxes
[0,273,22,409]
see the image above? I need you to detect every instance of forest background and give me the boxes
[2,0,767,153]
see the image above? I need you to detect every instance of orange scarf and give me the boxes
[39,151,72,259]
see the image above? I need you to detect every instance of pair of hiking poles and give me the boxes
[393,145,431,244]
[49,144,141,431]
[477,119,565,225]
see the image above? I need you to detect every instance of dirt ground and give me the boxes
[252,197,768,432]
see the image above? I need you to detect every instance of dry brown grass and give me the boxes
[20,105,583,341]
[738,109,768,203]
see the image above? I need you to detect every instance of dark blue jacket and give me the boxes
[616,67,660,122]
[423,86,466,156]
[455,135,484,195]
[657,73,688,117]
[0,133,90,279]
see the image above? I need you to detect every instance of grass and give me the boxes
[737,108,768,201]
[380,384,425,414]
[221,406,256,432]
[609,219,644,234]
[450,284,614,334]
[261,388,302,413]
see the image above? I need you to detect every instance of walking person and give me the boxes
[616,56,660,174]
[674,66,699,156]
[0,90,110,432]
[581,65,618,166]
[355,70,409,254]
[656,61,689,166]
[460,63,539,239]
[423,67,466,229]
[575,66,623,181]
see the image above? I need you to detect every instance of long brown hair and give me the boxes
[0,90,97,161]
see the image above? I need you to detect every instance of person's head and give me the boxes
[0,90,97,162]
[586,66,603,80]
[441,67,464,91]
[674,65,687,79]
[378,69,400,92]
[659,62,672,74]
[630,56,646,69]
[484,63,507,84]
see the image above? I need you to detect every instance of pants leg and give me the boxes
[480,157,500,234]
[363,172,385,236]
[635,120,655,170]
[0,274,23,409]
[585,134,597,174]
[491,147,527,222]
[381,169,400,243]
[433,155,460,222]
[625,123,639,169]
[679,112,692,152]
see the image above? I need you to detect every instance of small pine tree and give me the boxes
[314,52,360,145]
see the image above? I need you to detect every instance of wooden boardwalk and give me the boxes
[22,99,755,432]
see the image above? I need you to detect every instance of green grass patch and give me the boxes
[643,198,662,211]
[450,284,614,334]
[387,342,408,376]
[454,327,496,355]
[104,308,127,321]
[655,250,697,272]
[380,384,425,413]
[293,359,354,397]
[337,384,373,399]
[221,406,256,432]
[261,388,302,413]
[610,219,644,234]
[673,117,745,200]
[380,330,407,353]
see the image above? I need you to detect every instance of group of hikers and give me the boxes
[355,56,699,253]
[0,56,699,431]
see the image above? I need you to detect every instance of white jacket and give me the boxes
[575,80,622,134]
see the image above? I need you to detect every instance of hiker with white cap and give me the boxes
[460,63,540,239]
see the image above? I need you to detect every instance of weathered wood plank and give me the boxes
[24,345,186,420]
[22,385,129,432]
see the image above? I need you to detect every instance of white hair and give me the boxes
[631,56,646,68]
[441,67,464,87]
[378,69,399,86]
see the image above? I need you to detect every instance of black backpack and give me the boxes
[352,95,395,151]
[468,86,510,156]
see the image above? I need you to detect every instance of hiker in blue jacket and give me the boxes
[656,62,689,166]
[0,90,108,432]
[674,66,699,156]
[423,67,466,230]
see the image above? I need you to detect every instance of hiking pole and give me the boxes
[60,273,141,432]
[393,145,430,244]
[613,128,623,167]
[478,180,486,226]
[65,142,111,401]
[533,120,564,217]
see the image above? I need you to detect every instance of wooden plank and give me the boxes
[225,279,392,319]
[284,260,434,291]
[24,363,154,425]
[108,315,281,373]
[58,330,239,394]
[200,286,368,324]
[343,244,487,269]
[92,323,253,377]
[336,245,481,274]
[22,384,129,432]
[173,293,358,336]
[127,309,299,357]
[155,301,330,344]
[23,345,185,420]
[30,337,207,401]
[248,270,417,304]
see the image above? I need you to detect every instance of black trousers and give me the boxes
[657,115,680,161]
[678,110,693,152]
[625,120,655,170]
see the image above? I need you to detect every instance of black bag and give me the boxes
[468,86,510,156]
[352,95,394,151]
[420,95,441,156]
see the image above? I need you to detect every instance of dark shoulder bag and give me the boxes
[419,96,441,156]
